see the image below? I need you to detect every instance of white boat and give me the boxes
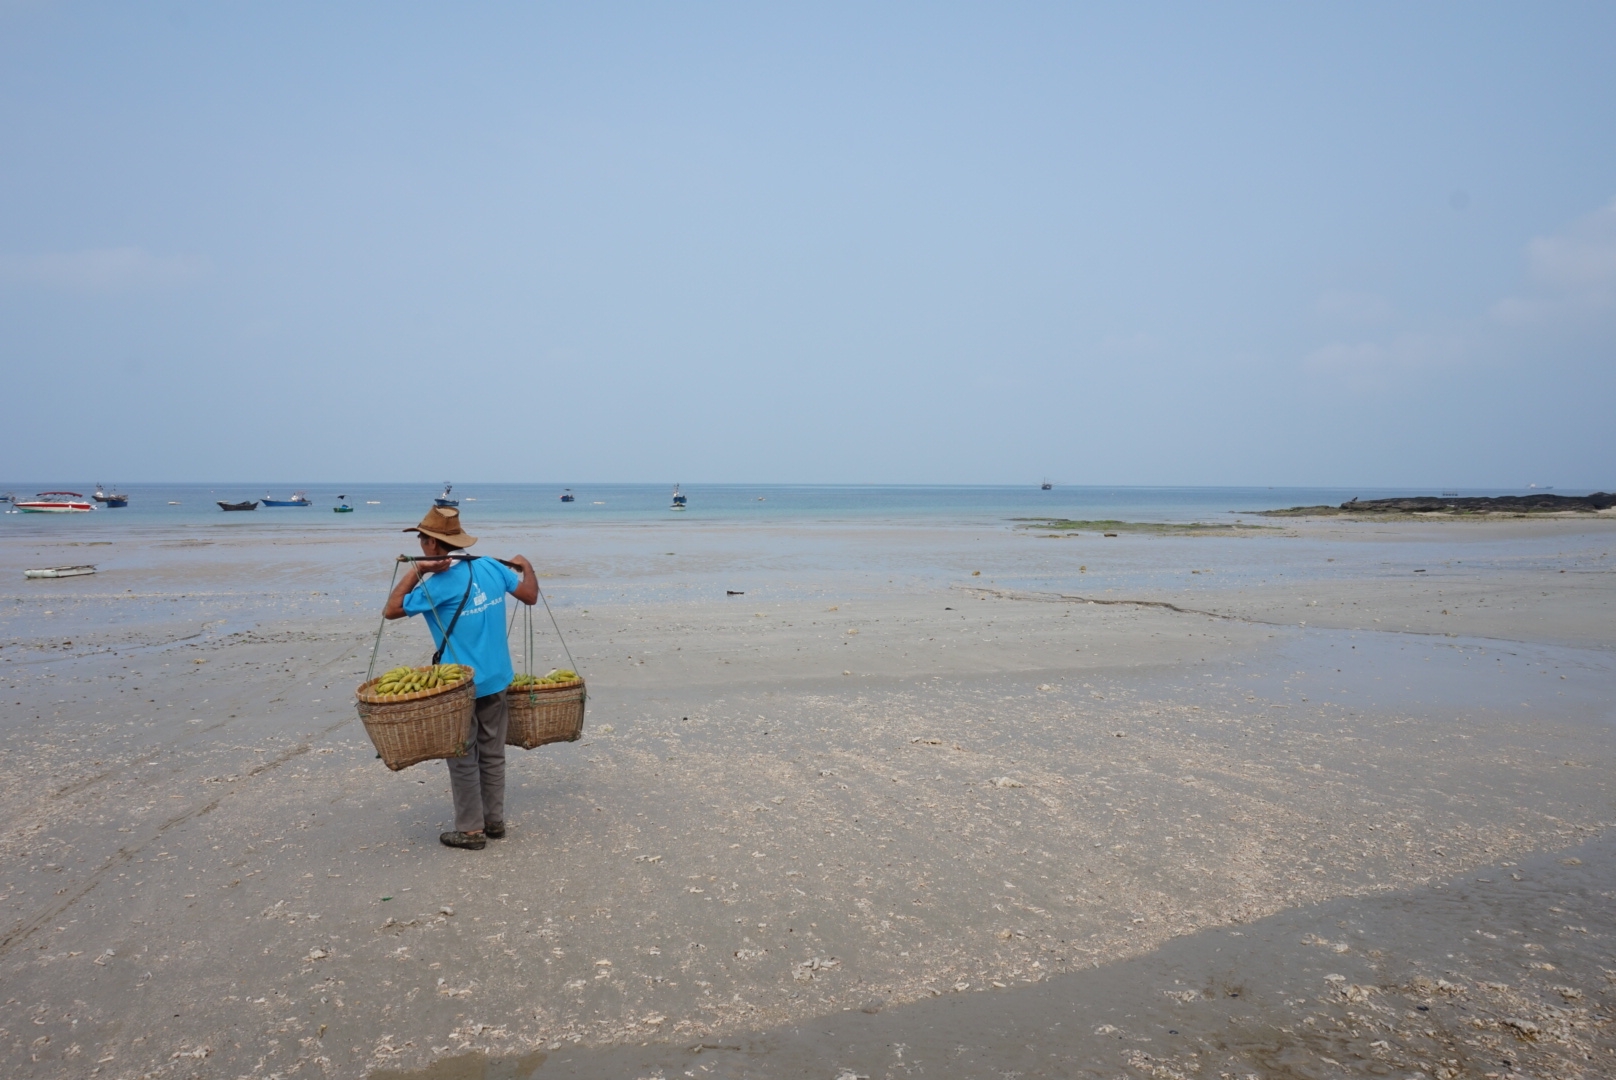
[25,565,97,579]
[15,492,95,512]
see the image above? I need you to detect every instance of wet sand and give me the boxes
[1,516,1612,1078]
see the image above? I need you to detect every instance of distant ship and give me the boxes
[1041,479,1053,490]
[262,491,312,507]
[560,489,576,502]
[671,484,687,510]
[434,483,458,508]
[93,484,129,507]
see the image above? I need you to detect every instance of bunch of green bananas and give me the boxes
[372,664,471,697]
[511,668,580,688]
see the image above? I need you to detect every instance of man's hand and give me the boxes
[415,556,452,575]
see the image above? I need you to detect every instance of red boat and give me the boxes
[15,492,95,513]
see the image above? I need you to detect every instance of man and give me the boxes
[384,506,539,850]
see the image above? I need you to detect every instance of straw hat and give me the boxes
[404,506,478,549]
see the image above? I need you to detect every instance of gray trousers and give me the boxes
[447,690,508,833]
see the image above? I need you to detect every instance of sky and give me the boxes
[1,2,1613,487]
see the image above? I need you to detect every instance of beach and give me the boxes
[1,502,1613,1078]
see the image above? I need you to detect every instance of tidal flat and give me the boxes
[0,515,1612,1078]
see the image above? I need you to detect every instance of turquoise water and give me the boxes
[0,482,1564,533]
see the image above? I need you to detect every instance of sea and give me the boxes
[0,481,1573,533]
[3,482,1601,638]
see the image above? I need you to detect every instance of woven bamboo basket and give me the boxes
[355,666,477,771]
[506,677,587,749]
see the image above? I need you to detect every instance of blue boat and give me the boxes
[262,491,313,507]
[559,489,576,502]
[94,484,129,507]
[671,484,687,510]
[434,483,458,508]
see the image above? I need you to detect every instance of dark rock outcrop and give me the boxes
[1260,493,1616,516]
[1341,493,1615,513]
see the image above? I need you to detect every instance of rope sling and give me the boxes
[357,552,586,764]
[366,553,579,686]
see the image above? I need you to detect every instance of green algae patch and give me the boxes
[1013,519,1275,535]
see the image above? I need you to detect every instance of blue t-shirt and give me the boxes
[402,557,521,697]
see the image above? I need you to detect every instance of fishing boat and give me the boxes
[93,484,129,507]
[262,491,312,507]
[15,492,95,512]
[333,495,353,513]
[559,489,576,502]
[671,484,687,510]
[217,500,258,511]
[24,564,96,579]
[434,483,458,508]
[1041,479,1053,490]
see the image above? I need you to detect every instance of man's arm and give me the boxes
[509,555,539,605]
[384,564,429,620]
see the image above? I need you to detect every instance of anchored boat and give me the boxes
[434,483,458,508]
[24,564,96,579]
[560,489,576,502]
[93,484,129,507]
[15,492,94,512]
[333,495,354,513]
[262,491,312,506]
[671,484,687,510]
[217,500,258,511]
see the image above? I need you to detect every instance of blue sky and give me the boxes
[2,3,1613,487]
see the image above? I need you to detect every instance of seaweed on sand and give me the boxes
[1012,519,1274,535]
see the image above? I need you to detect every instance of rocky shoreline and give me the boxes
[1258,492,1616,516]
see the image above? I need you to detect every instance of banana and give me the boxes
[367,663,475,699]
